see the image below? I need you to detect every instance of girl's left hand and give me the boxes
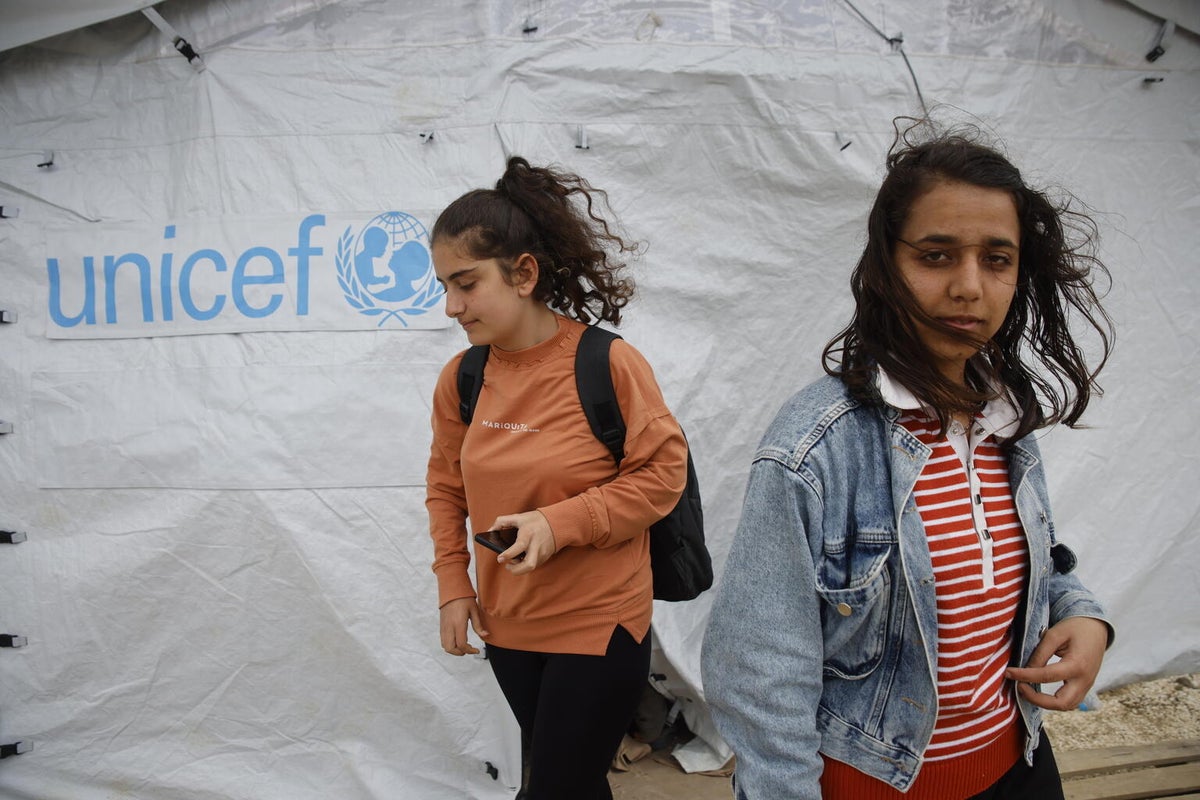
[488,510,557,574]
[1005,616,1109,711]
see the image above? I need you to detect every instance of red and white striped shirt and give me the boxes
[821,374,1030,799]
[897,409,1028,760]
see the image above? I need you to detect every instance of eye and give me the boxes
[457,281,476,291]
[985,252,1015,268]
[918,249,952,264]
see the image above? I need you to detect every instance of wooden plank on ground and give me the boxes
[1063,762,1200,800]
[1060,742,1200,779]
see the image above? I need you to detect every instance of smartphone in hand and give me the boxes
[474,528,521,560]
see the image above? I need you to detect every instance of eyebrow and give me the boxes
[437,266,479,286]
[911,233,1018,248]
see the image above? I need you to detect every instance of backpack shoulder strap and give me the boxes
[575,326,626,465]
[456,345,490,424]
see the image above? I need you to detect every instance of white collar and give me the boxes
[875,367,1020,440]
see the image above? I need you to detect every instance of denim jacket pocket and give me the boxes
[815,537,892,680]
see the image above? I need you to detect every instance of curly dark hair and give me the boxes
[822,119,1114,442]
[430,156,639,325]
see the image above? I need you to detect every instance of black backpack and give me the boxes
[456,325,712,602]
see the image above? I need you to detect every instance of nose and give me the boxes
[443,288,463,318]
[949,251,984,301]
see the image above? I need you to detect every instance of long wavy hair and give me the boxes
[822,120,1114,442]
[430,156,639,325]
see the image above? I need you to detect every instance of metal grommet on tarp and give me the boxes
[0,741,32,759]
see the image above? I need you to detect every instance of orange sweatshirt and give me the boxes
[426,315,688,656]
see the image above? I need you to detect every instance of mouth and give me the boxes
[938,316,984,331]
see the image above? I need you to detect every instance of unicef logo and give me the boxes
[336,211,444,326]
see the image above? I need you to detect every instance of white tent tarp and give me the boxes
[1,1,1197,797]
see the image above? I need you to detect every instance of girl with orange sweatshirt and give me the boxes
[425,156,688,800]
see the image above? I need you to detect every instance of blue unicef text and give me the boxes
[47,215,325,327]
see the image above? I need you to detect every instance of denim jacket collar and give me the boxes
[875,367,1020,440]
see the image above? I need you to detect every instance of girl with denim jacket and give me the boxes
[702,122,1115,800]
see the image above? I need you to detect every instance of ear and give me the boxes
[511,253,540,297]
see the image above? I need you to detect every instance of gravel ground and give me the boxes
[1043,672,1200,750]
[611,673,1200,799]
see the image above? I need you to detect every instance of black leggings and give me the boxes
[968,733,1065,800]
[486,626,651,800]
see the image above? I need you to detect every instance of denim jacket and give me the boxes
[701,375,1110,799]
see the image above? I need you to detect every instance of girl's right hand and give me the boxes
[439,597,488,656]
